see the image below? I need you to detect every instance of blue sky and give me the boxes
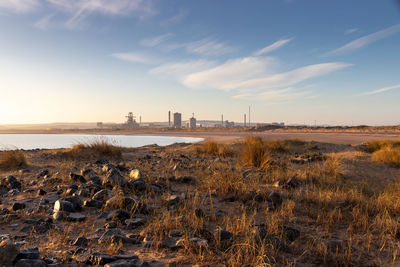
[0,0,399,125]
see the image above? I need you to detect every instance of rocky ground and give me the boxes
[1,139,400,266]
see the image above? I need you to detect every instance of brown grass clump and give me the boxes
[0,150,27,170]
[195,141,234,157]
[61,138,122,159]
[365,139,400,153]
[372,145,400,167]
[241,136,271,170]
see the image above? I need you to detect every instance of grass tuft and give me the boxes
[0,150,27,170]
[241,136,271,170]
[372,145,400,167]
[61,137,122,160]
[195,141,234,157]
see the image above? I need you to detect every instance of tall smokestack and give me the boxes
[244,114,246,127]
[168,111,171,127]
[249,106,250,127]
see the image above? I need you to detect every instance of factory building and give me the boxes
[189,116,196,129]
[173,112,182,128]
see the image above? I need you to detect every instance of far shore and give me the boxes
[1,127,400,145]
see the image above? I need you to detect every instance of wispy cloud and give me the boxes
[112,52,155,64]
[233,88,311,101]
[328,24,400,55]
[34,14,54,30]
[163,9,187,25]
[140,33,174,47]
[253,38,293,56]
[185,38,236,56]
[0,0,39,13]
[345,28,358,35]
[46,0,157,29]
[361,83,400,96]
[184,59,351,93]
[149,60,216,81]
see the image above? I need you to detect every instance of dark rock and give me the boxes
[69,172,86,183]
[72,236,88,247]
[14,259,47,267]
[213,229,234,242]
[282,226,300,242]
[62,196,83,211]
[16,247,40,260]
[130,178,146,191]
[285,177,300,189]
[89,176,102,185]
[6,175,22,190]
[161,237,182,250]
[125,217,146,229]
[53,211,67,221]
[98,228,135,245]
[102,163,117,173]
[103,168,127,188]
[53,200,75,213]
[105,222,117,229]
[108,209,130,224]
[92,189,111,202]
[166,195,180,206]
[0,240,20,265]
[84,199,103,208]
[67,213,86,222]
[82,168,96,178]
[88,252,117,265]
[37,169,49,178]
[36,189,47,196]
[12,202,26,211]
[268,192,282,206]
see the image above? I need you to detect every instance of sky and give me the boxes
[0,0,400,126]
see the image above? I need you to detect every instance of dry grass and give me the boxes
[60,137,122,160]
[241,136,271,170]
[372,146,400,167]
[365,139,400,153]
[195,141,234,157]
[0,150,27,170]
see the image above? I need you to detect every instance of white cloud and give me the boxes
[184,59,351,93]
[233,88,311,101]
[361,83,400,96]
[329,24,400,55]
[140,33,174,47]
[34,14,54,30]
[185,38,236,56]
[163,9,187,25]
[149,60,216,81]
[112,52,155,64]
[46,0,157,29]
[183,57,278,91]
[345,28,358,35]
[0,0,39,13]
[253,38,293,56]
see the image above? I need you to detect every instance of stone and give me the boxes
[0,239,20,265]
[16,247,40,260]
[166,195,180,206]
[72,236,88,247]
[105,222,117,229]
[6,175,22,190]
[282,226,300,242]
[12,202,26,211]
[161,237,182,250]
[285,177,300,189]
[54,200,75,212]
[129,169,140,180]
[84,199,103,208]
[130,178,146,191]
[108,209,130,224]
[188,237,208,248]
[62,196,83,211]
[102,163,117,173]
[14,259,47,267]
[213,229,234,242]
[67,213,86,222]
[272,180,285,188]
[105,196,137,211]
[69,172,86,183]
[103,168,127,188]
[81,168,97,178]
[98,229,134,245]
[36,189,47,196]
[268,192,282,206]
[37,169,49,178]
[125,217,146,229]
[92,189,112,202]
[88,252,117,265]
[53,211,67,221]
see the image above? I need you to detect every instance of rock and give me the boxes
[0,239,20,265]
[105,222,117,229]
[6,175,22,190]
[54,200,75,213]
[88,252,117,265]
[67,213,86,222]
[272,180,285,188]
[37,169,49,178]
[285,177,300,189]
[213,229,234,242]
[72,236,88,247]
[92,189,112,202]
[125,217,146,229]
[166,195,180,206]
[130,178,146,191]
[168,229,183,238]
[62,196,83,211]
[16,247,40,260]
[89,176,102,185]
[282,226,300,242]
[53,211,68,221]
[188,237,208,248]
[103,168,127,188]
[84,199,103,208]
[82,168,97,178]
[129,169,140,180]
[105,196,137,211]
[102,163,117,173]
[69,172,86,183]
[161,237,182,250]
[36,189,47,196]
[12,202,26,211]
[268,192,282,206]
[108,209,130,224]
[98,229,134,245]
[8,188,20,196]
[14,259,47,267]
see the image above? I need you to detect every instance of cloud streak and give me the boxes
[112,52,155,64]
[361,83,400,96]
[253,38,293,56]
[140,33,174,47]
[329,24,400,55]
[0,0,39,13]
[185,38,236,56]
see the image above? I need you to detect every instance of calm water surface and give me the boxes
[0,134,203,150]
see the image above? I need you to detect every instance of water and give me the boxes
[0,134,203,150]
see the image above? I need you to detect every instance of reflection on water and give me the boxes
[0,134,203,150]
